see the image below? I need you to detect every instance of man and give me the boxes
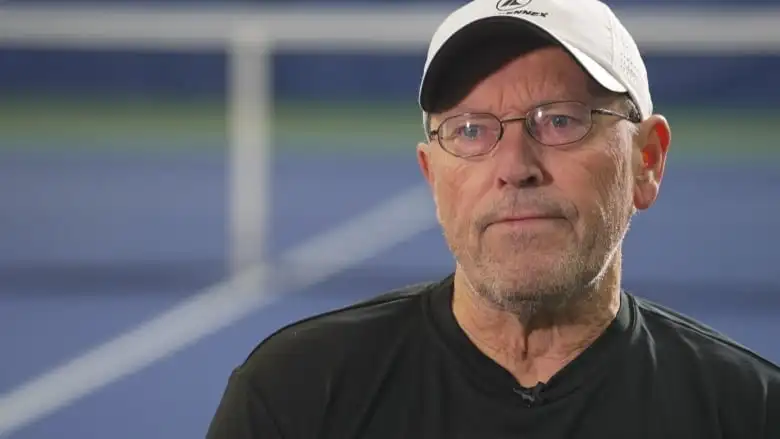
[207,0,780,437]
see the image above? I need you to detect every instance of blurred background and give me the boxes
[0,0,778,438]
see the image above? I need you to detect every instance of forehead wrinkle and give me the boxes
[430,48,601,127]
[459,64,591,118]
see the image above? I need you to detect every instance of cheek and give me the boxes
[551,146,633,225]
[432,162,483,233]
[599,146,634,207]
[589,155,627,205]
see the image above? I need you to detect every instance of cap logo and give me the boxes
[496,0,532,11]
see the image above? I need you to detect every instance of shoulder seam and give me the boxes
[632,294,780,372]
[233,367,288,439]
[240,279,441,366]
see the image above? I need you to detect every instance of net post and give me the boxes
[227,25,272,276]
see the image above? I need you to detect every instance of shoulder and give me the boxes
[218,278,448,437]
[237,277,447,384]
[629,292,780,390]
[208,277,451,438]
[252,279,436,358]
[629,293,780,434]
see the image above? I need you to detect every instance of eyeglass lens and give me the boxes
[437,102,594,157]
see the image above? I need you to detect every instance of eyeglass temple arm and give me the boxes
[593,108,642,123]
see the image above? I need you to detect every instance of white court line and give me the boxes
[0,184,436,438]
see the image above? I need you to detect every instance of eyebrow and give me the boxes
[436,95,594,120]
[436,106,487,119]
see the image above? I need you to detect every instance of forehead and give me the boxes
[452,47,592,115]
[426,36,604,125]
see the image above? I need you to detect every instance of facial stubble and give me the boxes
[441,161,635,325]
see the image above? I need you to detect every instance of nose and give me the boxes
[494,124,545,189]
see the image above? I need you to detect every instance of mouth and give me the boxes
[488,215,564,229]
[495,214,561,222]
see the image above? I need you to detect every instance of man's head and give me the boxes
[416,0,671,316]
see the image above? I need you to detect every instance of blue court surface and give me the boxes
[1,144,779,438]
[1,0,779,435]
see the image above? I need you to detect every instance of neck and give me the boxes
[451,257,622,388]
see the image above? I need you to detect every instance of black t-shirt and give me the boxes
[206,274,780,439]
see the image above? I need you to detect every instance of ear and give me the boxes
[417,141,435,187]
[633,114,671,211]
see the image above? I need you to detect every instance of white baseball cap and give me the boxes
[418,0,652,123]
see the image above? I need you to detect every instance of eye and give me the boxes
[535,113,584,130]
[549,114,573,128]
[456,123,487,140]
[529,108,589,145]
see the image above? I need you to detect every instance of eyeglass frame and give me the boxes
[427,100,642,159]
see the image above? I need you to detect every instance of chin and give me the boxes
[472,257,589,308]
[491,273,574,299]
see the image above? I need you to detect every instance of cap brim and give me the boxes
[419,16,627,113]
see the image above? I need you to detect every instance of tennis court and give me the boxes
[1,99,779,438]
[1,3,779,438]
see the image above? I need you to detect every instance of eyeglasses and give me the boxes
[428,101,641,158]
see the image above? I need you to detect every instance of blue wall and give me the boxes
[1,0,778,108]
[2,49,779,109]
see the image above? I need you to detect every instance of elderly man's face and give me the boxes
[417,46,669,313]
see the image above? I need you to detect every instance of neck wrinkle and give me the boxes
[451,254,622,387]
